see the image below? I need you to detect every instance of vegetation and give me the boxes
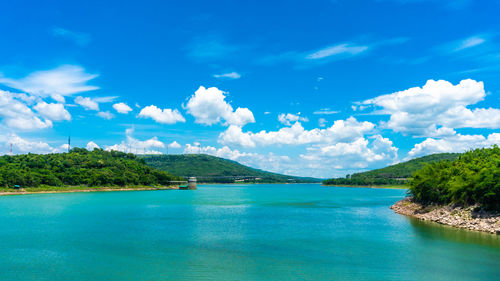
[0,148,180,188]
[140,154,321,183]
[409,146,500,211]
[323,153,460,186]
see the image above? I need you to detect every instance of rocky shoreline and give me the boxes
[391,198,500,235]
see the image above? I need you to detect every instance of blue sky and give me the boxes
[1,0,499,178]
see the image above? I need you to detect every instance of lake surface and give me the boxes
[0,184,499,280]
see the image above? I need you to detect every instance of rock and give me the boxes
[391,198,499,235]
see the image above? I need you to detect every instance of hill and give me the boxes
[409,146,500,211]
[323,153,460,186]
[140,154,321,183]
[0,148,180,188]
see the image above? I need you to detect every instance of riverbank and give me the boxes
[0,185,178,196]
[391,198,500,234]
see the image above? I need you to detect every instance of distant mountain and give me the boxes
[140,154,321,183]
[323,153,461,186]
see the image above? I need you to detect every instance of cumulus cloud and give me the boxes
[183,143,296,175]
[278,113,309,126]
[0,90,53,130]
[301,135,398,172]
[138,105,185,124]
[219,117,375,148]
[0,133,65,154]
[407,133,500,159]
[213,72,241,79]
[0,65,98,99]
[86,141,100,151]
[96,111,114,120]
[112,102,133,114]
[185,86,255,127]
[75,96,99,111]
[105,128,165,154]
[168,141,181,149]
[33,101,71,121]
[361,79,500,137]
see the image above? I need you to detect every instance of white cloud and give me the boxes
[183,143,295,175]
[96,111,114,120]
[93,96,118,103]
[183,134,398,178]
[86,141,100,151]
[361,79,500,137]
[185,86,255,126]
[33,101,71,121]
[138,105,185,124]
[260,38,407,67]
[113,102,132,114]
[105,128,165,154]
[75,96,99,111]
[301,135,398,172]
[278,113,309,126]
[407,133,500,159]
[213,72,241,79]
[313,109,340,115]
[306,43,369,60]
[0,133,65,154]
[0,65,98,98]
[455,36,486,51]
[168,141,181,149]
[0,90,53,130]
[5,117,52,131]
[219,117,375,148]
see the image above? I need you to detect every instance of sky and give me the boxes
[1,0,500,178]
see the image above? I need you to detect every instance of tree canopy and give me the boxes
[409,146,500,211]
[0,148,180,188]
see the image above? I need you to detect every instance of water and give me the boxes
[0,184,499,280]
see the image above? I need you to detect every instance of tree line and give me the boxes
[0,148,180,188]
[323,153,460,186]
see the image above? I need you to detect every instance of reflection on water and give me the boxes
[408,217,500,249]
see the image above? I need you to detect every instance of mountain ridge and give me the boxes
[140,154,321,183]
[323,152,461,186]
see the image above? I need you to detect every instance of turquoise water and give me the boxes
[0,184,499,280]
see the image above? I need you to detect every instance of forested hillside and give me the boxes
[409,146,500,211]
[0,148,180,188]
[140,154,320,183]
[323,153,460,186]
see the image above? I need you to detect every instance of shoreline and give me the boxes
[391,198,500,235]
[0,186,178,196]
[323,184,407,189]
